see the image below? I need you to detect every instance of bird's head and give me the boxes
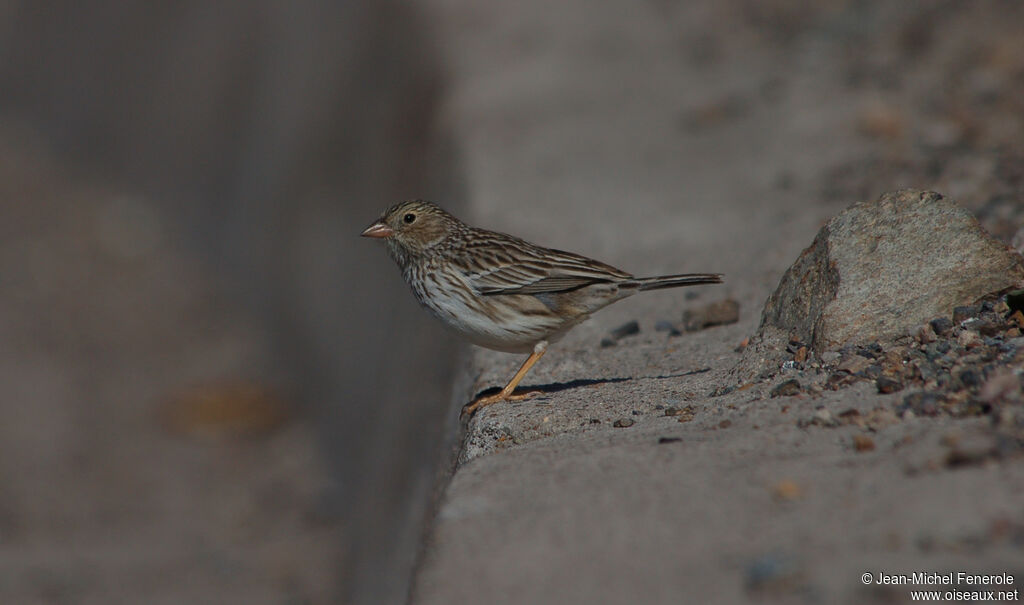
[361,200,460,261]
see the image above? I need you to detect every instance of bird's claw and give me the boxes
[461,389,544,419]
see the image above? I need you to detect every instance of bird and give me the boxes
[361,200,722,417]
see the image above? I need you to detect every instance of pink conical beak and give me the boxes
[361,222,394,238]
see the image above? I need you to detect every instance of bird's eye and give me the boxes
[403,213,416,224]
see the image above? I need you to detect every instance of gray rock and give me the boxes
[759,190,1024,352]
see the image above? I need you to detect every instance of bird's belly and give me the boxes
[411,275,567,353]
[444,313,559,353]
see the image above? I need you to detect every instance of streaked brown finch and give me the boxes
[362,200,722,416]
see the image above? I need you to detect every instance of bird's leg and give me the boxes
[463,342,548,417]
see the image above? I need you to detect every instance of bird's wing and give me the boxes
[461,234,632,296]
[478,274,601,295]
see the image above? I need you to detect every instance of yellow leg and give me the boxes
[463,342,548,417]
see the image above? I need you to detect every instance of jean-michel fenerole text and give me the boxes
[873,572,1014,586]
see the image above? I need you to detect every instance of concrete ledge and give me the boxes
[411,1,1024,603]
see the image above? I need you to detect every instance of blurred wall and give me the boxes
[0,2,461,603]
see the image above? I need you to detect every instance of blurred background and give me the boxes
[0,2,459,604]
[2,1,1023,604]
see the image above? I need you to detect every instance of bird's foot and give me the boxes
[461,389,544,419]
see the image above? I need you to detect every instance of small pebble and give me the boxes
[945,434,999,468]
[838,408,862,421]
[881,350,904,372]
[771,479,803,502]
[825,372,856,390]
[858,342,883,358]
[654,320,682,336]
[837,355,871,374]
[860,409,901,434]
[953,305,979,324]
[876,376,903,394]
[915,324,936,344]
[958,330,982,348]
[786,340,808,353]
[613,418,635,428]
[853,434,876,452]
[745,553,804,592]
[924,341,951,360]
[974,319,1003,337]
[813,408,839,427]
[862,408,900,431]
[901,391,943,416]
[820,351,841,364]
[858,364,883,379]
[929,317,954,336]
[770,379,801,398]
[798,408,840,428]
[665,405,696,422]
[609,320,640,340]
[957,369,981,388]
[681,298,740,331]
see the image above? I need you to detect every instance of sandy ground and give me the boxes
[411,1,1024,603]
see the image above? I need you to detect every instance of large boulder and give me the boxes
[759,189,1024,352]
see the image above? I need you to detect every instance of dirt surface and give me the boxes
[412,1,1024,603]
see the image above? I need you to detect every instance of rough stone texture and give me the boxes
[761,189,1024,352]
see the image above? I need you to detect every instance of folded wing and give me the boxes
[460,234,632,296]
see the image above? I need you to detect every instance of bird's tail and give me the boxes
[626,273,723,292]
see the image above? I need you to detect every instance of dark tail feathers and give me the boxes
[626,273,723,292]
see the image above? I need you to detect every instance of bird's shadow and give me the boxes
[470,367,711,401]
